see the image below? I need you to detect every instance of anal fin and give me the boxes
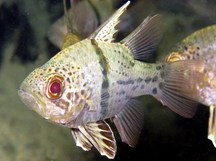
[208,104,216,147]
[113,98,144,147]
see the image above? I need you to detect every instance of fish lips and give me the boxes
[18,87,49,119]
[18,87,72,124]
[18,88,38,109]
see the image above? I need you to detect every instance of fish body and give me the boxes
[18,1,197,158]
[20,38,162,126]
[165,25,216,147]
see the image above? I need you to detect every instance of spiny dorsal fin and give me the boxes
[78,121,117,159]
[121,15,162,61]
[89,1,130,42]
[156,60,205,118]
[113,99,144,147]
[208,104,216,147]
[71,128,93,151]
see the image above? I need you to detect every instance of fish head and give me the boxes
[18,55,89,127]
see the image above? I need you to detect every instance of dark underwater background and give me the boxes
[0,0,216,161]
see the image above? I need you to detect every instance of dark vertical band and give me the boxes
[91,39,110,119]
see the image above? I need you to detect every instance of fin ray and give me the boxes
[113,98,144,147]
[156,60,206,118]
[89,1,130,42]
[78,121,116,159]
[71,128,93,151]
[121,15,162,61]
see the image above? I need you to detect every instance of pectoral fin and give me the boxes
[77,121,116,159]
[208,105,216,147]
[113,98,144,147]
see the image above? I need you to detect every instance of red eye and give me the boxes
[50,82,61,94]
[45,75,65,99]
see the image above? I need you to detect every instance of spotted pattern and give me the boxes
[165,44,201,62]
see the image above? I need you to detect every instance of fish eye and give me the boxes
[45,75,65,99]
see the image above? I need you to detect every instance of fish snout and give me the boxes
[18,82,41,112]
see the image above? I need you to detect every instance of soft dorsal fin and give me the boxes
[78,121,117,159]
[113,98,144,147]
[71,128,93,151]
[156,60,204,118]
[121,15,162,61]
[208,104,216,147]
[89,1,130,42]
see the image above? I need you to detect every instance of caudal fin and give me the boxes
[156,60,205,118]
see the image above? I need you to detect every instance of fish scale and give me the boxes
[90,40,162,119]
[58,39,163,123]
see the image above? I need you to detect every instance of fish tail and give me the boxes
[120,14,203,118]
[155,60,205,118]
[208,105,216,147]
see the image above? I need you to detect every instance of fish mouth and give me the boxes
[18,84,76,125]
[18,87,69,122]
[18,87,48,119]
[18,88,38,109]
